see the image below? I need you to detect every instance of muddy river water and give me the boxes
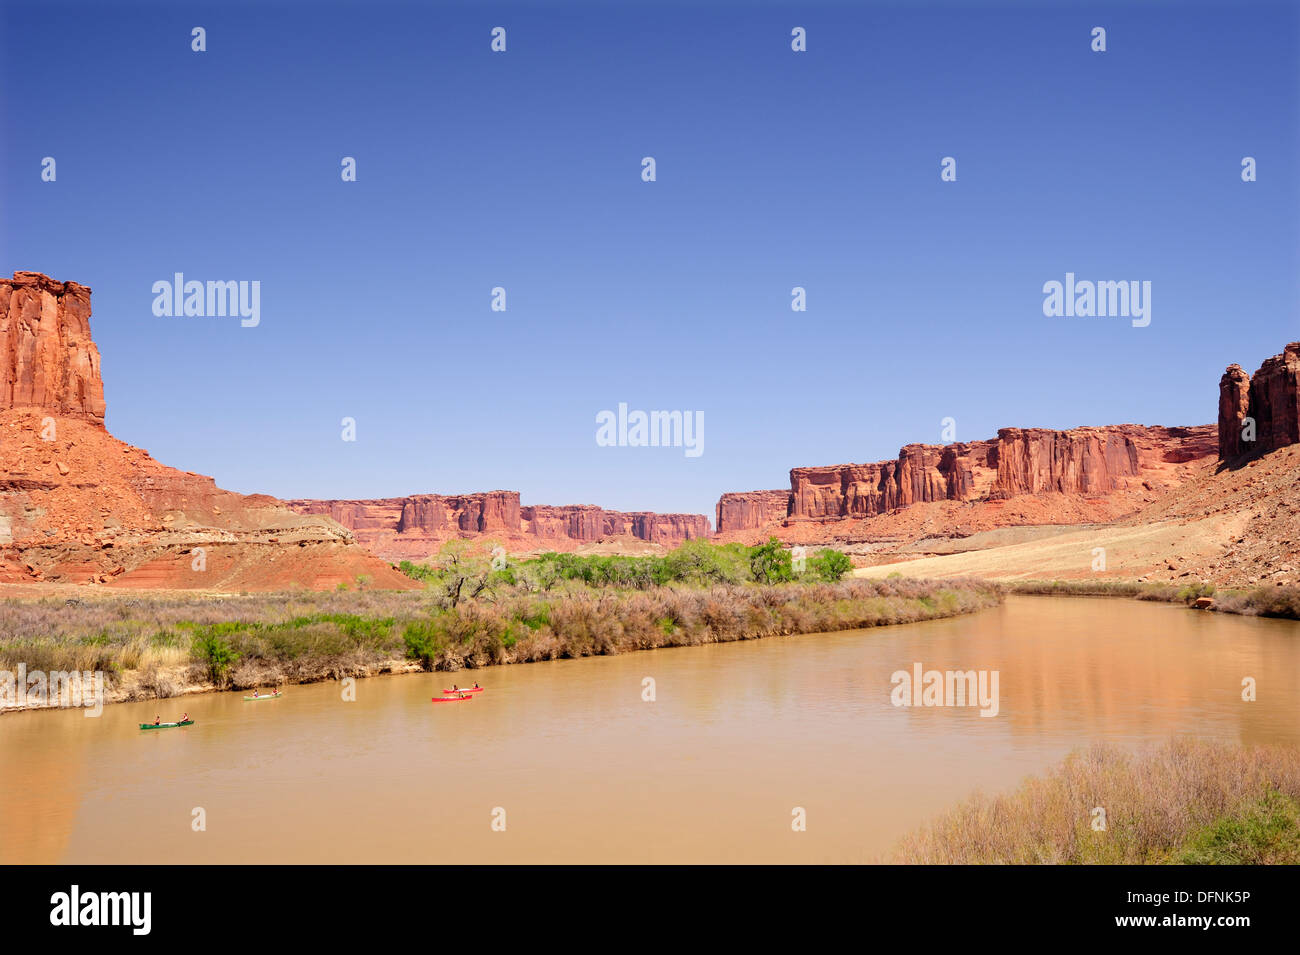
[3,596,1298,863]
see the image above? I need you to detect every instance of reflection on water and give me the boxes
[2,597,1297,863]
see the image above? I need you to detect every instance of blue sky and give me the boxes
[3,0,1297,519]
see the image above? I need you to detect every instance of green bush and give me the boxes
[1172,790,1300,864]
[403,618,448,669]
[192,631,240,685]
[808,548,853,582]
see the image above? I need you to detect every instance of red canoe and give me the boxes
[432,695,473,703]
[442,687,484,694]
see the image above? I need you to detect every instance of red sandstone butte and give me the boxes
[0,271,106,420]
[0,271,413,591]
[286,492,712,561]
[1219,343,1300,459]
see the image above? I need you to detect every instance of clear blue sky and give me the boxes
[3,0,1297,520]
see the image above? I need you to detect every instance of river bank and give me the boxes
[0,576,1001,713]
[9,596,1298,863]
[893,737,1300,864]
[1005,579,1300,619]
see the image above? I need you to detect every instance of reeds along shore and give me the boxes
[1006,579,1300,619]
[892,738,1300,864]
[0,577,1002,708]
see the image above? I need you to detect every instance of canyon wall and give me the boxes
[1219,343,1300,459]
[0,272,105,421]
[287,492,711,560]
[720,425,1217,533]
[715,490,792,533]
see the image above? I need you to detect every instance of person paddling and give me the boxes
[153,715,161,726]
[178,712,188,724]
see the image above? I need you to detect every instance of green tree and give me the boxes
[808,548,853,582]
[749,537,793,584]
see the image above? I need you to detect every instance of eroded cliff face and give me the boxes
[719,425,1217,537]
[1219,343,1300,460]
[715,490,792,533]
[0,272,105,421]
[286,492,711,560]
[1218,364,1252,459]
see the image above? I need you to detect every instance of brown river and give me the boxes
[3,596,1299,864]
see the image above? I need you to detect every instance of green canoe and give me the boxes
[243,693,283,701]
[139,720,194,730]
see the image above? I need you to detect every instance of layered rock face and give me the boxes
[521,505,709,545]
[1219,343,1300,459]
[993,427,1142,496]
[789,441,1005,520]
[0,272,105,420]
[726,425,1217,532]
[287,492,711,560]
[715,490,792,533]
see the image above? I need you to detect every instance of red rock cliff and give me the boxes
[715,490,792,532]
[287,492,711,560]
[1219,343,1300,459]
[0,271,105,421]
[746,425,1216,528]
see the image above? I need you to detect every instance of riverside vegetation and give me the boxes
[1006,579,1300,619]
[0,539,998,708]
[894,738,1300,864]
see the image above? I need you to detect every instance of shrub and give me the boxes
[403,618,447,670]
[808,548,852,582]
[192,631,240,686]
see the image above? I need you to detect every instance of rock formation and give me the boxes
[716,425,1218,540]
[0,272,105,420]
[286,492,712,561]
[1218,364,1251,458]
[0,272,413,590]
[715,490,792,533]
[1219,343,1300,460]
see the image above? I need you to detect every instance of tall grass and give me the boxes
[893,738,1300,864]
[0,577,1001,703]
[1008,579,1300,619]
